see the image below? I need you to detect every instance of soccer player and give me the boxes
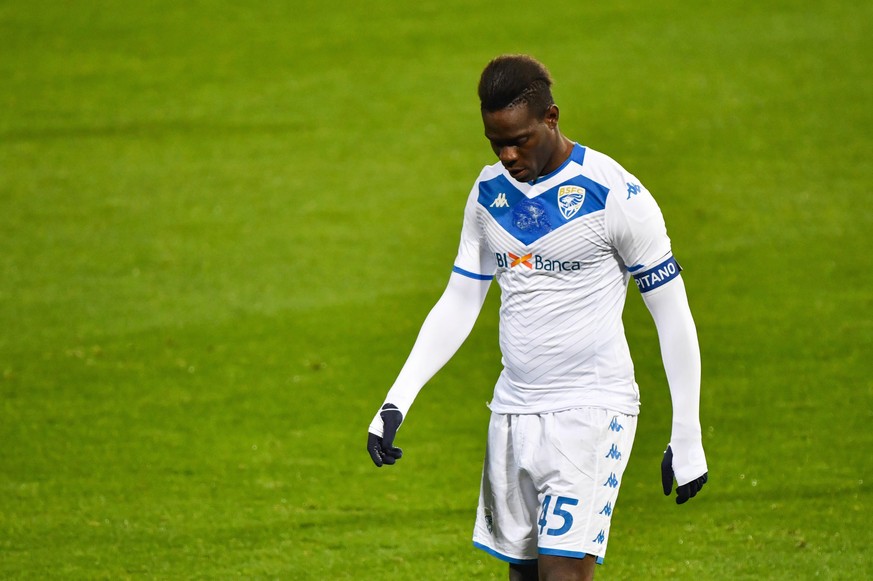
[367,54,708,581]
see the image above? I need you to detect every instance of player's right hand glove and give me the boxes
[661,445,708,504]
[367,404,404,467]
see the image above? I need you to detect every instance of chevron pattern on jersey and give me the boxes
[487,217,630,387]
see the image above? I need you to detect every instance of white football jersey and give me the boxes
[453,144,681,415]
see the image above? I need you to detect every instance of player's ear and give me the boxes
[545,104,559,129]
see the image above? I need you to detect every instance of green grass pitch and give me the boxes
[1,1,870,578]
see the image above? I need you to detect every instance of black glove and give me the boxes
[367,404,404,467]
[661,445,708,504]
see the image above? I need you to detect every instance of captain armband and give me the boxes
[631,256,682,293]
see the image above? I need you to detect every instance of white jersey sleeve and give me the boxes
[604,176,681,294]
[453,179,498,281]
[369,270,491,435]
[604,177,671,271]
[368,178,496,436]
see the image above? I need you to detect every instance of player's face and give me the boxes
[482,103,561,183]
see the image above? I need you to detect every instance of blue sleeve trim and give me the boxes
[627,263,645,273]
[473,542,538,565]
[452,266,493,281]
[632,256,682,293]
[538,548,605,564]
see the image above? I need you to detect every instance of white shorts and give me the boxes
[472,407,637,564]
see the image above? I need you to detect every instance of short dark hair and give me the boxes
[478,55,554,117]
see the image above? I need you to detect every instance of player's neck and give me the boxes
[540,134,574,177]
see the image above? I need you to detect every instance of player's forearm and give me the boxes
[378,272,490,420]
[642,275,707,483]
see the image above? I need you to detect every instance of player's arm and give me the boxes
[639,271,709,503]
[605,174,707,503]
[368,178,495,467]
[367,270,491,466]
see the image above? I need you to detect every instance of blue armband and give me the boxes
[632,256,682,293]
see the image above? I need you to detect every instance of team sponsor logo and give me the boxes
[495,252,584,272]
[508,252,533,269]
[557,185,586,220]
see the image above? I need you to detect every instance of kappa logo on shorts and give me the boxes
[557,185,586,220]
[599,502,613,516]
[605,444,622,460]
[609,417,624,432]
[592,529,606,544]
[603,473,619,488]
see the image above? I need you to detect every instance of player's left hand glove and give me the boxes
[661,445,708,504]
[367,404,404,467]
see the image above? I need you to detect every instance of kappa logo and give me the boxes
[557,185,586,220]
[490,193,509,208]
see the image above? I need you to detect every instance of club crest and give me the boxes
[557,185,586,220]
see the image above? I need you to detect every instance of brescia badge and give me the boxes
[557,185,586,220]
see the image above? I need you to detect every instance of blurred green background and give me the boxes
[1,1,870,578]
